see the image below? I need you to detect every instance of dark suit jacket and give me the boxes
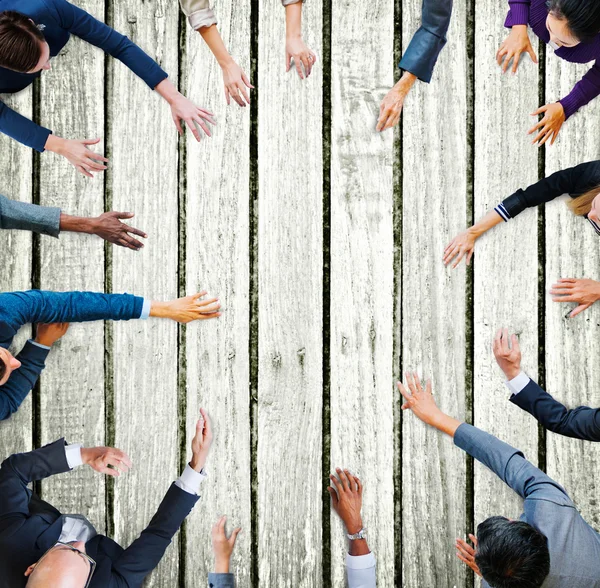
[0,439,199,588]
[510,378,600,442]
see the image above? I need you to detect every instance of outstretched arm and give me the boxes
[0,100,53,153]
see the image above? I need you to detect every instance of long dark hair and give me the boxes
[0,11,45,73]
[547,0,600,43]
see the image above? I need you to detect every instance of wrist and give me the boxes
[59,213,95,235]
[593,282,600,301]
[149,301,169,319]
[189,457,205,473]
[467,225,482,239]
[80,447,91,465]
[344,519,363,535]
[155,79,180,105]
[503,366,521,381]
[44,134,65,154]
[214,557,230,574]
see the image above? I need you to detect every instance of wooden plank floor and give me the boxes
[1,1,600,586]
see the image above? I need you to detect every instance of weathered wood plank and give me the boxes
[0,90,34,458]
[544,57,600,529]
[473,6,540,524]
[182,2,252,583]
[37,0,106,531]
[330,0,395,585]
[109,1,180,585]
[257,1,323,586]
[401,0,468,584]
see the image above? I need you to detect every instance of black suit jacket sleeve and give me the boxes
[510,379,600,441]
[501,160,600,218]
[108,484,199,587]
[0,341,50,421]
[0,438,70,519]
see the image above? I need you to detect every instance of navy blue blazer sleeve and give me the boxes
[0,193,61,237]
[0,100,54,153]
[0,341,50,421]
[398,0,452,83]
[499,160,600,219]
[454,423,573,505]
[107,484,199,587]
[0,438,70,520]
[0,290,144,349]
[510,379,600,442]
[43,0,168,89]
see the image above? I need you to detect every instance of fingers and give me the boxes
[173,115,184,136]
[117,233,144,251]
[125,224,147,239]
[397,381,412,405]
[327,485,339,506]
[527,45,538,63]
[511,333,520,354]
[329,472,343,492]
[200,407,212,439]
[501,327,509,352]
[241,72,254,89]
[294,57,304,80]
[336,467,350,490]
[82,137,101,145]
[301,55,311,77]
[570,303,592,318]
[469,533,478,546]
[286,52,291,72]
[501,51,514,73]
[225,86,231,106]
[76,165,93,178]
[186,119,201,142]
[230,527,242,546]
[511,51,520,74]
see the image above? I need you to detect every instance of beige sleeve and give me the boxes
[179,0,217,30]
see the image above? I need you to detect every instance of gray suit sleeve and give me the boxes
[0,194,61,238]
[179,0,217,30]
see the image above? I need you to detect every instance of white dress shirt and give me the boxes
[347,552,376,588]
[504,371,531,397]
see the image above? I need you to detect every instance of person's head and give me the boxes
[0,11,50,73]
[546,0,600,47]
[475,516,550,588]
[0,347,21,386]
[567,185,600,225]
[24,542,95,588]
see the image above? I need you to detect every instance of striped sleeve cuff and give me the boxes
[494,202,511,222]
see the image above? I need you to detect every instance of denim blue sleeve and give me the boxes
[208,573,236,588]
[398,0,453,83]
[454,423,573,505]
[0,341,49,421]
[0,100,53,152]
[45,0,168,89]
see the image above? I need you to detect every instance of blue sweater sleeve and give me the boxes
[44,0,168,89]
[0,341,49,421]
[398,0,453,83]
[0,100,53,153]
[208,573,236,587]
[454,423,573,505]
[0,290,144,345]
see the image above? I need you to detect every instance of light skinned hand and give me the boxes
[377,73,416,132]
[443,230,476,268]
[455,534,481,577]
[212,515,241,573]
[493,328,521,380]
[93,212,146,250]
[285,37,317,79]
[496,25,538,74]
[528,102,565,146]
[222,60,253,106]
[81,446,132,477]
[328,468,364,534]
[550,277,600,318]
[58,138,109,178]
[397,372,441,426]
[167,292,222,323]
[170,94,216,142]
[34,322,70,347]
[190,408,213,472]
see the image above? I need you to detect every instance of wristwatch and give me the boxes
[347,527,367,540]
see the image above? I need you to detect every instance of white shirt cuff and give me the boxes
[29,339,51,350]
[140,298,151,319]
[505,371,531,396]
[175,464,208,495]
[346,552,376,570]
[64,444,84,469]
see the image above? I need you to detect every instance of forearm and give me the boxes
[469,209,504,239]
[155,79,181,105]
[429,412,462,438]
[199,25,233,67]
[285,2,303,39]
[0,101,52,153]
[59,213,96,235]
[349,539,370,557]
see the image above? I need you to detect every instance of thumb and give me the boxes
[82,137,101,145]
[327,486,338,506]
[116,211,134,219]
[230,527,242,545]
[286,53,291,72]
[570,303,591,318]
[527,45,538,63]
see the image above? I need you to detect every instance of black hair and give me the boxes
[0,11,45,73]
[0,356,5,381]
[475,516,551,588]
[547,0,600,43]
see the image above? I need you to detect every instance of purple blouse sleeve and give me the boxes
[559,60,600,119]
[504,0,530,28]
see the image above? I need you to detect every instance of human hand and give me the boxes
[190,408,213,472]
[528,102,565,146]
[550,277,600,317]
[376,73,416,132]
[92,212,147,251]
[34,322,70,347]
[221,60,253,107]
[212,515,241,573]
[170,93,216,142]
[328,468,364,534]
[46,136,108,178]
[397,372,442,426]
[81,446,132,477]
[152,292,221,323]
[443,229,477,268]
[493,328,521,380]
[496,25,538,74]
[455,534,481,577]
[285,36,317,79]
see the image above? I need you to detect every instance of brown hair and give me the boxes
[567,185,600,216]
[0,11,45,73]
[0,358,5,382]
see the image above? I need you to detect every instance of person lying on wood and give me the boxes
[399,372,600,588]
[0,193,146,250]
[0,1,215,178]
[0,408,215,588]
[328,467,376,588]
[377,0,453,132]
[209,515,241,588]
[445,159,600,318]
[0,290,221,421]
[494,327,600,442]
[497,0,600,146]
